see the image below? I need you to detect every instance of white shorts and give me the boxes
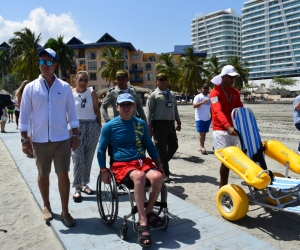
[213,130,238,150]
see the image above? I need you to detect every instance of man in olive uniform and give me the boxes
[101,69,147,166]
[101,69,146,122]
[146,73,181,183]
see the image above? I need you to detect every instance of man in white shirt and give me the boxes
[192,83,211,155]
[19,48,79,227]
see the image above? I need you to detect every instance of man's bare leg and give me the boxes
[57,173,70,216]
[38,174,50,209]
[219,163,229,188]
[199,132,206,150]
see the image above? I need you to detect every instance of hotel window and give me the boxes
[145,85,154,90]
[145,63,152,71]
[101,61,106,67]
[102,85,109,89]
[145,73,153,80]
[132,63,141,70]
[89,85,98,91]
[88,51,96,60]
[132,54,140,59]
[90,73,97,80]
[88,62,97,70]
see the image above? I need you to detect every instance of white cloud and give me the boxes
[0,7,82,46]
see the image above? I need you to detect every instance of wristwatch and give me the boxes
[21,138,29,143]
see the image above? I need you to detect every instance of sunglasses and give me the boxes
[78,78,89,83]
[203,87,209,89]
[227,75,236,79]
[119,102,134,109]
[158,78,167,81]
[39,60,54,66]
[81,98,86,108]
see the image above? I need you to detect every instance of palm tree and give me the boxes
[97,47,125,87]
[8,28,41,82]
[0,48,10,85]
[227,56,249,90]
[203,55,224,83]
[155,53,180,91]
[44,35,74,79]
[178,47,207,95]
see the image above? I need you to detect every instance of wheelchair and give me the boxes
[96,168,169,240]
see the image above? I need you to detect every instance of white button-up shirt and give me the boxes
[19,75,79,143]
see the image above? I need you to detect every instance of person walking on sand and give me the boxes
[210,65,243,188]
[146,72,181,183]
[71,70,102,202]
[193,83,211,155]
[19,48,79,227]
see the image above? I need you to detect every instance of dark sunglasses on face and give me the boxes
[79,78,89,83]
[203,87,209,89]
[227,75,236,79]
[39,60,54,66]
[159,78,167,81]
[119,102,134,108]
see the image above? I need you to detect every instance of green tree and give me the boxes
[272,76,298,89]
[8,28,41,82]
[97,47,125,87]
[178,47,207,95]
[155,53,181,91]
[0,48,10,85]
[2,73,19,94]
[44,35,74,79]
[203,55,224,84]
[227,56,249,90]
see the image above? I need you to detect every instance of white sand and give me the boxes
[1,103,300,249]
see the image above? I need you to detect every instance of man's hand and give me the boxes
[101,171,111,184]
[227,126,237,136]
[70,137,79,151]
[22,141,33,156]
[148,124,153,137]
[176,123,181,131]
[156,163,164,175]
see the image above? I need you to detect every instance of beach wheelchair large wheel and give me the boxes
[216,184,249,221]
[145,183,168,216]
[262,172,291,205]
[96,170,118,225]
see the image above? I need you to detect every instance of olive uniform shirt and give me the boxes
[100,85,146,122]
[146,87,181,124]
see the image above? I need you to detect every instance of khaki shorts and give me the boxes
[212,130,238,150]
[33,139,71,177]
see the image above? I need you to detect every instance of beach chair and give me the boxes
[214,107,300,221]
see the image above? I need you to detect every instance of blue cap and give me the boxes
[38,48,58,62]
[117,93,134,104]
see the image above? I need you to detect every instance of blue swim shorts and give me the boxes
[196,119,211,133]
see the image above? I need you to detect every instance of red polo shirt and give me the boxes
[210,84,243,131]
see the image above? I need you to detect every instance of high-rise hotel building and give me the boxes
[242,0,300,80]
[191,8,242,64]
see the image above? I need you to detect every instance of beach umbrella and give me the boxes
[239,89,251,95]
[0,89,11,95]
[249,82,259,88]
[254,86,270,94]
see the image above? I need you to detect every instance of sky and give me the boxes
[0,0,245,53]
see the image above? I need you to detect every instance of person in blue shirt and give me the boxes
[293,95,300,154]
[97,93,164,248]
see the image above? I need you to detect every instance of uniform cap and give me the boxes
[117,93,134,103]
[116,70,128,78]
[156,72,167,80]
[211,65,239,85]
[38,48,58,62]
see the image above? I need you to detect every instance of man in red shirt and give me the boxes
[210,65,243,188]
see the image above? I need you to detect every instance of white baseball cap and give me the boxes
[211,65,239,85]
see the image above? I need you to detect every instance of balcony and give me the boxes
[76,54,85,58]
[143,57,156,62]
[131,77,143,83]
[130,67,143,73]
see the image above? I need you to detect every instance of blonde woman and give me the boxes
[72,71,102,202]
[14,80,30,130]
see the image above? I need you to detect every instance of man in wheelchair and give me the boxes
[97,93,164,247]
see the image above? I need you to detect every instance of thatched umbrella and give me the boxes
[0,89,11,95]
[239,89,251,95]
[249,82,259,88]
[254,86,270,94]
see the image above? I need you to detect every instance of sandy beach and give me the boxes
[1,103,300,249]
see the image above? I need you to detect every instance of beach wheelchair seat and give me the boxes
[96,168,168,240]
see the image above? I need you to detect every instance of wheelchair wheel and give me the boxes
[216,184,249,221]
[145,183,167,216]
[96,170,118,225]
